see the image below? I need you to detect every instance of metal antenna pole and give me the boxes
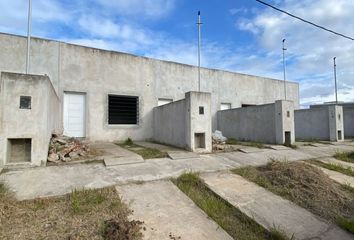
[26,0,32,74]
[282,39,287,100]
[334,57,338,104]
[197,11,202,92]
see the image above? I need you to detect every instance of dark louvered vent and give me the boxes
[108,95,138,124]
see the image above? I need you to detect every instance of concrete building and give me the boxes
[217,100,295,145]
[310,103,354,139]
[0,32,299,166]
[294,105,344,141]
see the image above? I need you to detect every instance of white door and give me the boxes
[64,92,86,137]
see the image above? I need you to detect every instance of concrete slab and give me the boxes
[90,142,144,166]
[268,145,291,150]
[116,181,233,240]
[167,151,200,160]
[319,157,354,170]
[238,147,264,153]
[201,172,352,240]
[310,143,330,147]
[311,164,354,186]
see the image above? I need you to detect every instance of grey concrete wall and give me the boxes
[154,92,212,152]
[217,100,295,144]
[0,72,60,166]
[0,32,300,142]
[153,99,187,149]
[294,105,344,141]
[344,107,354,138]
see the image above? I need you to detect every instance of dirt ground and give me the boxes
[0,185,142,240]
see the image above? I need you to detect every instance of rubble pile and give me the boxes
[212,130,227,144]
[47,134,90,163]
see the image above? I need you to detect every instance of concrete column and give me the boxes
[328,105,344,141]
[275,100,295,145]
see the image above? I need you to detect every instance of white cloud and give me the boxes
[95,0,176,19]
[236,0,354,106]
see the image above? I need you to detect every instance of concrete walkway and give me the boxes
[318,157,354,170]
[201,172,353,240]
[1,143,353,200]
[311,164,354,186]
[116,181,232,240]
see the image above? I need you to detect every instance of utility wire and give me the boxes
[256,0,354,41]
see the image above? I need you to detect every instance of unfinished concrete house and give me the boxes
[294,105,344,141]
[217,100,295,145]
[0,32,299,166]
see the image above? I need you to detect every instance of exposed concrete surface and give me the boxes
[1,144,353,200]
[201,172,352,240]
[168,151,200,160]
[311,164,354,186]
[91,142,144,166]
[268,145,291,150]
[238,147,265,153]
[217,100,295,144]
[297,144,354,158]
[318,157,354,170]
[116,181,233,240]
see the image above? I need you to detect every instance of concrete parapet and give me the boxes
[295,105,344,141]
[217,100,295,145]
[153,91,212,153]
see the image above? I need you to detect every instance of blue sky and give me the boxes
[1,0,353,107]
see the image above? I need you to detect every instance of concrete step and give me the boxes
[200,171,352,240]
[116,181,233,240]
[238,147,264,153]
[268,145,291,151]
[167,151,200,160]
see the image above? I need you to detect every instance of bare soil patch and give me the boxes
[233,161,354,234]
[0,184,142,240]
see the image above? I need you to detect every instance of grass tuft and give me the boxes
[337,217,354,234]
[225,138,265,148]
[174,172,289,240]
[334,151,354,163]
[70,188,107,214]
[117,141,168,159]
[310,160,354,177]
[232,161,354,234]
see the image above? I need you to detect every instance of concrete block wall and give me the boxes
[153,91,212,153]
[217,100,295,145]
[294,105,344,141]
[0,72,60,166]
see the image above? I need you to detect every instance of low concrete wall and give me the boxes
[344,107,354,138]
[295,105,344,141]
[153,91,212,153]
[0,72,60,166]
[217,100,295,144]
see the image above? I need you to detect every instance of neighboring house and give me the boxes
[0,32,300,166]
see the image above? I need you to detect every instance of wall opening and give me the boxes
[7,139,31,163]
[19,96,31,109]
[194,133,205,149]
[284,131,291,146]
[338,130,342,140]
[108,95,139,124]
[241,104,256,108]
[199,106,204,115]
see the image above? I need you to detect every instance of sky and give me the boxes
[0,0,353,107]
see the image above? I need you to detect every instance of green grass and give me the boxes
[232,161,354,234]
[0,182,8,195]
[334,151,354,163]
[70,188,107,214]
[117,138,168,159]
[173,172,290,240]
[337,217,354,233]
[226,138,265,148]
[310,160,354,177]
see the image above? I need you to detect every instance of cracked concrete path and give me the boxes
[200,172,353,240]
[116,181,233,240]
[1,144,353,200]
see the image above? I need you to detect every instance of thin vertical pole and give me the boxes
[282,39,287,100]
[334,57,338,104]
[197,11,202,92]
[26,0,32,74]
